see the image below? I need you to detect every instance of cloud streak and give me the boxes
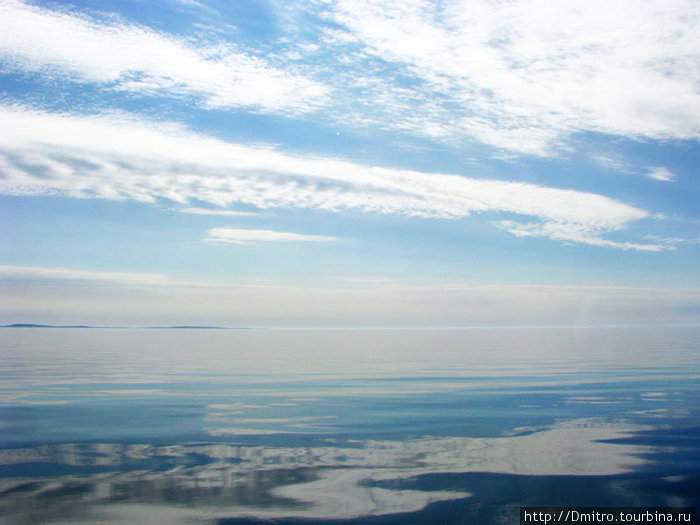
[175,207,258,217]
[497,221,670,252]
[646,167,676,182]
[205,227,338,245]
[0,105,665,249]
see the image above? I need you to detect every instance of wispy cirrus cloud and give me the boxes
[645,167,676,182]
[0,0,327,113]
[592,155,678,183]
[319,0,700,154]
[591,155,634,174]
[205,228,338,245]
[0,105,664,250]
[497,221,669,252]
[643,235,700,247]
[174,207,258,217]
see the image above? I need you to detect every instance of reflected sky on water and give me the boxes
[0,327,698,524]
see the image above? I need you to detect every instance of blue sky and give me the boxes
[0,0,698,326]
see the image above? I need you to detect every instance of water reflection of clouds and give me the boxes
[0,419,653,523]
[2,372,695,411]
[640,392,671,401]
[204,402,338,433]
[208,403,269,411]
[627,408,691,418]
[562,391,687,413]
[208,416,337,425]
[565,396,633,405]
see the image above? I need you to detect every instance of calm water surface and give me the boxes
[0,327,698,524]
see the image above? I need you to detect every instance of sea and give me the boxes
[0,326,698,524]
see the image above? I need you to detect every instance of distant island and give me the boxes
[146,325,231,330]
[1,323,95,328]
[0,323,245,330]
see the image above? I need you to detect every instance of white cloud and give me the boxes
[205,227,338,245]
[1,1,697,155]
[0,0,327,113]
[322,0,700,154]
[643,234,699,246]
[175,207,258,217]
[592,156,679,183]
[591,155,632,174]
[497,221,671,251]
[0,106,662,249]
[646,167,676,182]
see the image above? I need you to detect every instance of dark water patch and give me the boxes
[367,471,699,507]
[600,427,700,448]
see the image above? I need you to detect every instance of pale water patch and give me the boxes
[0,418,652,522]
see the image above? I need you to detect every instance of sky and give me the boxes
[0,0,698,327]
